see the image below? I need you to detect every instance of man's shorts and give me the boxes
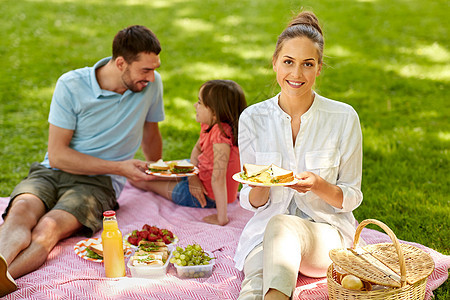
[3,162,118,237]
[171,177,216,208]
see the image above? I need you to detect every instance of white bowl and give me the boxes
[173,251,215,278]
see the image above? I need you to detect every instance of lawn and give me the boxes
[0,0,448,298]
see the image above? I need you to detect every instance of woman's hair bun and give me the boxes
[272,10,325,63]
[288,11,322,36]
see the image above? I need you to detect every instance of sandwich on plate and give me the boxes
[241,163,294,184]
[270,164,295,183]
[148,159,169,173]
[242,164,270,178]
[86,243,126,259]
[170,160,195,174]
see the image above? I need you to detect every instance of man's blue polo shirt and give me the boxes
[41,57,165,197]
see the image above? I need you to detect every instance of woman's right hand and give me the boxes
[188,175,208,208]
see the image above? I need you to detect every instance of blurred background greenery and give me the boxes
[0,0,448,297]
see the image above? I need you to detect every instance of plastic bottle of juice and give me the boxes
[101,210,125,278]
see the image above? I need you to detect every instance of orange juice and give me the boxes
[101,211,125,278]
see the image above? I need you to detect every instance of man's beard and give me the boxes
[121,67,145,93]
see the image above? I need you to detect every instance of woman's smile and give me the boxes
[286,80,305,88]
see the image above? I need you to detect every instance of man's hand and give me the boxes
[118,159,156,181]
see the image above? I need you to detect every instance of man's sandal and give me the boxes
[0,254,17,297]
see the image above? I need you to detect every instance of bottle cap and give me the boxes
[103,210,116,217]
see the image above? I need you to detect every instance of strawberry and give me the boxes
[128,236,139,246]
[162,235,172,244]
[137,230,148,240]
[148,233,158,242]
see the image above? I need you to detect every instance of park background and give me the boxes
[0,0,448,298]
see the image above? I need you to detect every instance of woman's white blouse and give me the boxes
[234,93,363,271]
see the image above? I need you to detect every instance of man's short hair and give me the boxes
[112,25,161,63]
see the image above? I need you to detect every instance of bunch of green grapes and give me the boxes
[170,243,213,266]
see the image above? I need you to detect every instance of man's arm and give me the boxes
[141,121,162,162]
[47,124,150,181]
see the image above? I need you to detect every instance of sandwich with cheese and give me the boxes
[138,240,169,261]
[270,164,294,183]
[170,160,195,174]
[148,159,170,173]
[241,163,294,184]
[242,164,270,179]
[129,240,170,267]
[130,253,165,266]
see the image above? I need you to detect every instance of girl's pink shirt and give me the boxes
[197,123,240,203]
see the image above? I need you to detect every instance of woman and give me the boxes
[234,11,363,300]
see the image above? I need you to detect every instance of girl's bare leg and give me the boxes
[129,179,179,200]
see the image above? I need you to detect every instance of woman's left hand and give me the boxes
[289,171,319,193]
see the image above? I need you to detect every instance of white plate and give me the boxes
[232,172,299,187]
[145,160,199,177]
[145,169,198,177]
[74,237,132,263]
[123,232,179,249]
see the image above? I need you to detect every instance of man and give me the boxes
[0,25,163,296]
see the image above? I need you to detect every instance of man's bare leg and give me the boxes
[0,194,46,296]
[8,209,82,278]
[0,194,46,265]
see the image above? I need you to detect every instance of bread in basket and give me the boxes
[327,219,434,300]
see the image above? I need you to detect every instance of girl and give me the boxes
[131,80,247,226]
[234,11,363,300]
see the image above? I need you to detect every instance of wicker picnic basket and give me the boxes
[327,219,434,300]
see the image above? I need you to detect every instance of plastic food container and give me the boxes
[127,252,172,278]
[173,251,215,278]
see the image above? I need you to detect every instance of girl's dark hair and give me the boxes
[200,80,247,146]
[273,11,324,64]
[112,25,161,63]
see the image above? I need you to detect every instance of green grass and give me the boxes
[0,0,448,298]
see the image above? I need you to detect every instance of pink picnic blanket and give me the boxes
[1,182,449,299]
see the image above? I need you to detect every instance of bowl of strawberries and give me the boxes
[124,224,178,249]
